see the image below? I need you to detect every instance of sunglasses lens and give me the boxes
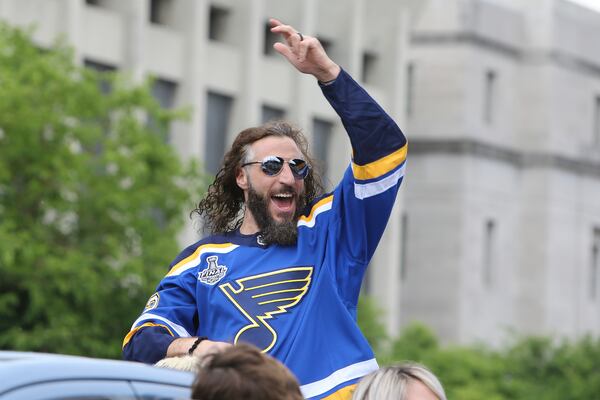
[261,157,284,176]
[290,159,310,179]
[256,156,309,179]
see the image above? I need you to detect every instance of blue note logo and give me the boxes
[198,255,228,285]
[219,267,313,352]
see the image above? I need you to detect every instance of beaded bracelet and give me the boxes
[188,336,208,355]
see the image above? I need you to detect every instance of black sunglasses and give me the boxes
[241,156,311,180]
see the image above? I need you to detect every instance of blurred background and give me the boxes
[1,0,600,398]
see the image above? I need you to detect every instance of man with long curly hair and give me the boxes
[194,119,324,246]
[123,18,408,400]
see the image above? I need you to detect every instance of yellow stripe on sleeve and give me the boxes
[322,384,357,400]
[166,242,236,277]
[352,144,407,180]
[298,195,334,224]
[122,322,174,349]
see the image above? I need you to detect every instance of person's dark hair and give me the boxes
[193,121,324,234]
[191,343,303,400]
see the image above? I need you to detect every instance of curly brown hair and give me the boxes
[193,121,324,234]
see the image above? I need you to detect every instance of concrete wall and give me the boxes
[405,0,600,344]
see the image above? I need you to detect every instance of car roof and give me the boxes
[0,351,194,394]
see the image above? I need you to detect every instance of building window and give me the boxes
[361,52,377,84]
[591,227,600,300]
[318,37,333,57]
[84,59,116,73]
[594,95,600,148]
[484,70,497,125]
[205,91,233,174]
[261,105,285,123]
[406,62,415,119]
[149,78,177,139]
[149,0,174,26]
[263,21,279,56]
[312,118,333,184]
[483,219,496,289]
[84,59,117,94]
[400,212,409,281]
[208,6,229,42]
[152,79,177,109]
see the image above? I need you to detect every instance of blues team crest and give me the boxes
[198,255,228,285]
[219,267,313,352]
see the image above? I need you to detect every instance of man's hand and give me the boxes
[270,18,341,83]
[167,337,232,358]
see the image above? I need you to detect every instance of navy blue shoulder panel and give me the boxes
[300,191,335,218]
[169,232,265,271]
[169,234,236,269]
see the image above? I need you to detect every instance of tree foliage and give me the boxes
[0,23,203,358]
[357,295,389,353]
[387,323,600,400]
[358,295,600,399]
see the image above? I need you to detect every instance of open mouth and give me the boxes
[271,192,295,213]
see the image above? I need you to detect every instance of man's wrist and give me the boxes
[188,336,208,355]
[167,337,204,358]
[316,63,341,84]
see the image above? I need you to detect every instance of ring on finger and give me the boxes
[297,32,304,41]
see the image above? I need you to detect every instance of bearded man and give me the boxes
[123,18,407,400]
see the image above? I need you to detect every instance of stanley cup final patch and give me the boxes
[198,255,228,285]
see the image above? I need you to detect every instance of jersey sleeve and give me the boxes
[320,69,407,299]
[122,325,176,363]
[122,269,198,363]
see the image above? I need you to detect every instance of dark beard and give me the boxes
[247,186,303,246]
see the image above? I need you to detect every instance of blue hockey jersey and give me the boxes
[123,69,407,399]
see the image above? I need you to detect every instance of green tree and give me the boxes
[386,323,600,400]
[497,335,600,400]
[0,23,203,358]
[391,321,439,361]
[357,295,389,354]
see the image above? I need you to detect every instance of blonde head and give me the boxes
[154,355,200,373]
[352,363,446,400]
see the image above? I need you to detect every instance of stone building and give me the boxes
[403,0,600,345]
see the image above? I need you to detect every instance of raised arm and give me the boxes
[271,20,407,299]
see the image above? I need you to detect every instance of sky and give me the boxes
[568,0,600,12]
